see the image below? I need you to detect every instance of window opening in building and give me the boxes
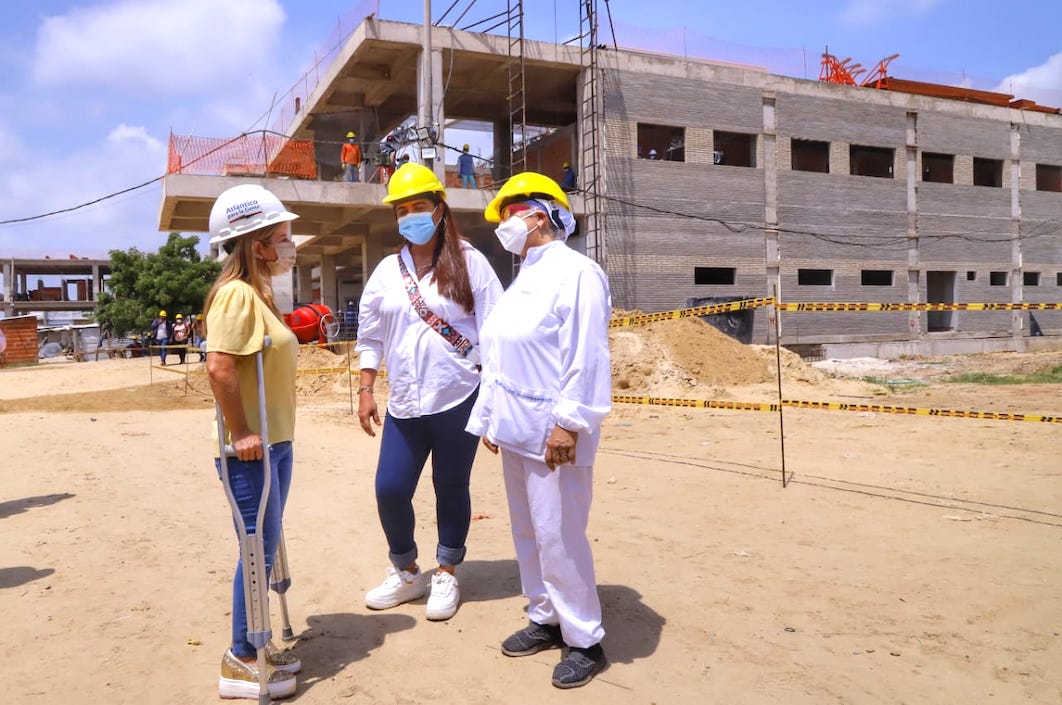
[1036,164,1061,192]
[791,139,829,173]
[850,145,894,178]
[714,131,756,167]
[861,270,894,286]
[1057,272,1062,286]
[922,152,954,183]
[926,271,957,331]
[637,123,685,162]
[966,271,977,281]
[989,271,1007,286]
[797,269,833,286]
[973,157,1003,187]
[1024,272,1040,286]
[694,267,736,285]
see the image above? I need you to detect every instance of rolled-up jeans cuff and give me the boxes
[437,544,467,568]
[389,546,418,570]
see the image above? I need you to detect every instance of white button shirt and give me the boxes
[467,240,612,465]
[356,241,502,419]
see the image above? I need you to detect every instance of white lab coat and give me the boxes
[466,240,612,465]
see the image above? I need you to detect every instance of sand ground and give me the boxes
[1,332,1060,704]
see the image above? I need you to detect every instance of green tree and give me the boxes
[95,232,221,336]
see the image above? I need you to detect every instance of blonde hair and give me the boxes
[202,224,284,336]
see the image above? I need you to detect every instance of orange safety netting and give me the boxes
[167,132,318,180]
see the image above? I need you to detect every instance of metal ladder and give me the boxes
[577,0,605,267]
[505,0,527,280]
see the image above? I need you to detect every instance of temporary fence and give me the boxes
[167,132,318,180]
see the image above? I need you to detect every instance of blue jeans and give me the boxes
[344,163,360,182]
[216,441,293,658]
[156,336,169,363]
[376,389,479,568]
[460,173,476,189]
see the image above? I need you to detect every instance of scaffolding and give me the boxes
[505,0,527,178]
[577,0,605,266]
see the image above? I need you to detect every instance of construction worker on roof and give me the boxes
[341,131,362,183]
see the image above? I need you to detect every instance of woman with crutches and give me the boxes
[204,184,302,700]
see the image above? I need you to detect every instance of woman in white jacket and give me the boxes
[467,171,611,689]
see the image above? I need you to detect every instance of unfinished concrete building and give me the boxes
[158,10,1062,357]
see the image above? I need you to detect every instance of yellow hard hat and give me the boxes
[159,310,167,317]
[196,314,203,320]
[176,313,184,319]
[382,163,446,205]
[462,144,470,151]
[346,131,356,138]
[484,171,570,222]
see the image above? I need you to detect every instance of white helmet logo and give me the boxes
[226,199,262,224]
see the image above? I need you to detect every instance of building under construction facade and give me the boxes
[159,9,1062,357]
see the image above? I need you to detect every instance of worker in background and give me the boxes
[560,162,577,193]
[151,310,172,365]
[457,144,476,189]
[341,131,362,183]
[172,313,192,365]
[192,313,206,361]
[648,148,659,160]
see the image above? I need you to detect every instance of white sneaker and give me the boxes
[425,571,460,621]
[365,567,426,609]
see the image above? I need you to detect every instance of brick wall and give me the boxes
[0,316,39,367]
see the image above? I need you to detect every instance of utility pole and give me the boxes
[420,0,434,170]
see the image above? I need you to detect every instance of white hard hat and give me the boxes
[208,184,299,245]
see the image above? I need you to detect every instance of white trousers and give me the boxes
[501,449,605,648]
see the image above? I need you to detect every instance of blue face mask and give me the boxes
[397,210,438,245]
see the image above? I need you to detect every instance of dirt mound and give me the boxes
[611,316,778,395]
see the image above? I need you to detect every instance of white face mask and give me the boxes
[267,240,297,276]
[494,213,538,256]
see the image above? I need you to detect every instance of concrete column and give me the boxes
[905,111,920,338]
[430,48,445,185]
[762,95,780,343]
[493,118,511,182]
[829,142,849,175]
[320,254,337,312]
[1009,123,1023,338]
[296,261,313,303]
[2,259,12,318]
[92,265,102,301]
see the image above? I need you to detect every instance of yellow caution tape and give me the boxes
[608,299,1060,327]
[777,302,1061,312]
[612,394,780,413]
[612,394,1059,423]
[781,399,1060,423]
[609,297,775,328]
[297,366,353,375]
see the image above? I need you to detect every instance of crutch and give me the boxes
[270,531,296,641]
[216,335,274,704]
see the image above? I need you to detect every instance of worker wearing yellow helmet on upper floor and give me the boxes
[341,131,362,183]
[355,161,503,623]
[457,143,476,189]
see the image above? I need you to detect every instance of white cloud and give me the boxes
[993,51,1062,108]
[840,0,942,26]
[31,0,288,96]
[107,123,165,151]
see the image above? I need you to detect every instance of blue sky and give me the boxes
[0,0,1059,262]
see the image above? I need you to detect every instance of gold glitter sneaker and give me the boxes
[267,641,302,673]
[219,649,297,700]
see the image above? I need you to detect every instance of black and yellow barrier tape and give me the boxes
[612,394,1060,424]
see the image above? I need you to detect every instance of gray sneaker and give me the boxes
[501,621,564,657]
[552,643,609,689]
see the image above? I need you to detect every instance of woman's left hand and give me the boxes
[544,425,578,471]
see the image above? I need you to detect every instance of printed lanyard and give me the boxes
[397,252,478,362]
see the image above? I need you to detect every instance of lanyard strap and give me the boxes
[397,252,478,362]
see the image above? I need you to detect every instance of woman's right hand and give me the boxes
[358,393,381,437]
[231,431,263,461]
[481,437,499,454]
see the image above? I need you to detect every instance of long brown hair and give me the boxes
[202,223,285,336]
